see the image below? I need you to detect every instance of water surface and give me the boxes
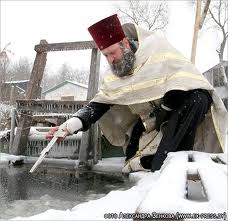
[0,164,132,219]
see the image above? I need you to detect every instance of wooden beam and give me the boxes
[34,41,96,53]
[26,40,48,99]
[191,0,202,64]
[87,48,101,100]
[79,48,101,166]
[11,40,48,155]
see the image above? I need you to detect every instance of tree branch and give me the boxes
[209,8,223,29]
[199,0,211,29]
[114,0,168,31]
[218,0,222,24]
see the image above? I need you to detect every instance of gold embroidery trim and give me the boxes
[104,71,210,98]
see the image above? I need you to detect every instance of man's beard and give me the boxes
[110,48,136,77]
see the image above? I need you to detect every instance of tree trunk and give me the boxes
[219,62,228,88]
[218,37,228,87]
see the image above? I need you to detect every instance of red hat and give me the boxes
[88,14,125,50]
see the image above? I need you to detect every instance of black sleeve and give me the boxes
[73,102,113,131]
[162,89,212,111]
[162,90,189,110]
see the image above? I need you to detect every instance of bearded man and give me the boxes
[47,14,227,173]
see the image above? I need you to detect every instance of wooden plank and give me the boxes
[35,41,96,53]
[11,40,48,155]
[79,48,101,166]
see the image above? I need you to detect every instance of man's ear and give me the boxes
[122,37,130,49]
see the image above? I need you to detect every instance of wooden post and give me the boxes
[191,0,202,64]
[79,48,101,166]
[9,108,16,151]
[11,40,48,155]
[26,40,48,99]
[10,85,15,105]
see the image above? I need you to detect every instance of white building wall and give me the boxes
[44,83,87,100]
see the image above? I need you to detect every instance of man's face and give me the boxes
[101,39,136,77]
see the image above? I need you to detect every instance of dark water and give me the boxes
[0,164,132,219]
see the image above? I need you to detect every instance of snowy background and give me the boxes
[1,1,227,74]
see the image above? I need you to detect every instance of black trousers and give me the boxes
[125,89,212,172]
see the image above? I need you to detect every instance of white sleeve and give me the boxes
[60,117,82,134]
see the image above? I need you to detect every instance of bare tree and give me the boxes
[206,0,228,86]
[72,68,89,85]
[0,43,14,100]
[40,64,53,92]
[188,0,227,86]
[208,0,228,62]
[0,43,13,84]
[7,57,32,81]
[114,0,168,31]
[41,64,89,95]
[56,63,73,83]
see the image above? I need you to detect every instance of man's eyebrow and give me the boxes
[102,48,118,56]
[102,50,108,55]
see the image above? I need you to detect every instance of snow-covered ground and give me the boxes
[0,151,227,221]
[0,129,10,139]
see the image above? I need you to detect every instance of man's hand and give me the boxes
[46,117,83,141]
[46,126,69,141]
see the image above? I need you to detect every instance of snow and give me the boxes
[0,153,25,164]
[0,151,226,220]
[137,152,227,216]
[93,157,126,172]
[4,80,29,84]
[0,129,10,139]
